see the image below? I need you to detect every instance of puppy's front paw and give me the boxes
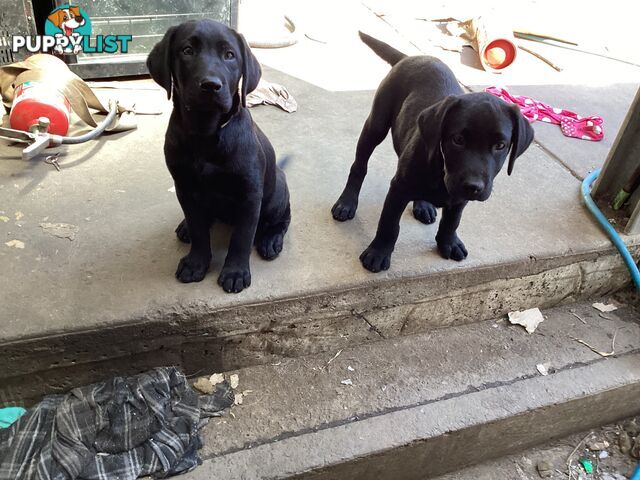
[437,236,468,261]
[359,245,392,273]
[175,219,190,243]
[331,194,358,222]
[176,253,210,282]
[218,266,251,293]
[413,201,437,225]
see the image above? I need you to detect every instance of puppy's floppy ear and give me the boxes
[70,6,82,18]
[147,27,177,100]
[507,105,534,175]
[418,95,460,159]
[234,32,261,108]
[47,10,65,28]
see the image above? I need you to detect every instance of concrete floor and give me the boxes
[1,0,640,395]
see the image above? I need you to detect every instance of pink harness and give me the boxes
[485,86,604,142]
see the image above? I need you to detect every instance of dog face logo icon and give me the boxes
[45,4,92,52]
[47,6,87,36]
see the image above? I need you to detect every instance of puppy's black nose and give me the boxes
[200,78,223,92]
[463,180,485,195]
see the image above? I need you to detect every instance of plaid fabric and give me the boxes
[0,367,234,480]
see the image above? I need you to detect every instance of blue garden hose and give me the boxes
[581,169,640,291]
[583,169,640,480]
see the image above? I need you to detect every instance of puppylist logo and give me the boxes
[12,4,132,55]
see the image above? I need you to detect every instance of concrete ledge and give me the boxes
[2,245,635,403]
[183,299,640,479]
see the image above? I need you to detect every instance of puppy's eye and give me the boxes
[451,134,465,146]
[495,142,506,150]
[224,51,235,60]
[182,46,194,56]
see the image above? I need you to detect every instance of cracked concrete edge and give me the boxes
[1,245,635,402]
[185,354,640,480]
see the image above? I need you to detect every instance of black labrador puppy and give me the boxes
[147,20,291,293]
[332,32,534,272]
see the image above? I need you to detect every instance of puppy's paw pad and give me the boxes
[175,220,191,243]
[175,254,209,282]
[359,246,392,273]
[331,197,358,222]
[218,267,251,293]
[257,232,284,260]
[413,203,437,224]
[437,237,468,261]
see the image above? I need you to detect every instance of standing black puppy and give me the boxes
[147,20,291,293]
[332,33,534,272]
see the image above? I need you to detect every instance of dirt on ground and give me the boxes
[435,416,640,479]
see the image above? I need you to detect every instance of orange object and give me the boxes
[465,17,518,72]
[9,81,71,135]
[483,39,516,69]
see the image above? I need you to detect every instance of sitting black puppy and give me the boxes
[332,32,534,272]
[147,20,291,293]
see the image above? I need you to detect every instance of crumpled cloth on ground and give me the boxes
[0,367,234,480]
[485,86,604,141]
[247,79,297,112]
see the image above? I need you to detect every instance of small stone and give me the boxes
[5,239,24,249]
[536,363,549,376]
[40,222,79,241]
[193,377,214,394]
[229,374,239,389]
[209,373,225,386]
[341,379,353,386]
[587,439,610,451]
[598,450,609,459]
[631,436,640,459]
[536,460,553,478]
[624,418,640,436]
[592,302,617,313]
[619,431,632,454]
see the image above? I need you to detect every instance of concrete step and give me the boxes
[183,295,640,480]
[1,65,638,403]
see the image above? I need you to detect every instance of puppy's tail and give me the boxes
[277,155,292,170]
[358,31,407,66]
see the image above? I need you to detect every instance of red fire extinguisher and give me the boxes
[9,81,72,136]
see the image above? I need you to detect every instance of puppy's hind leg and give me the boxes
[412,201,437,225]
[256,204,291,260]
[175,219,190,243]
[256,172,291,260]
[332,92,392,221]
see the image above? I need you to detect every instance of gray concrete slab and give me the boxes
[2,62,639,402]
[0,64,617,342]
[184,297,640,479]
